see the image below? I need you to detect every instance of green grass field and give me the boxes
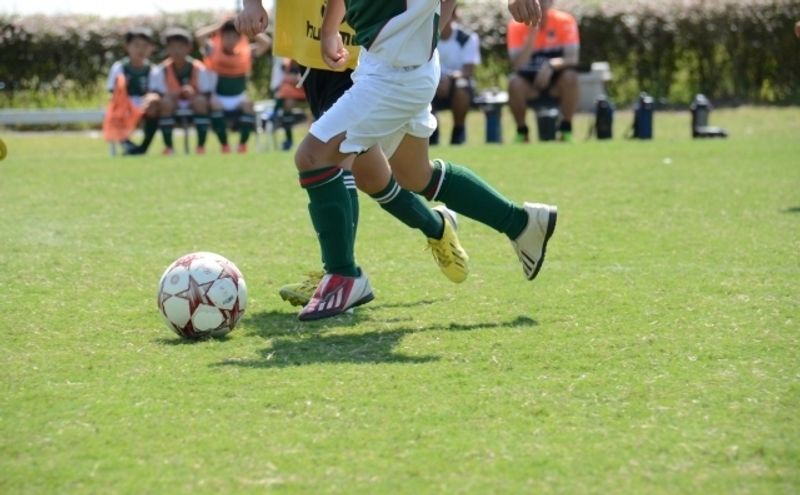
[1,107,798,494]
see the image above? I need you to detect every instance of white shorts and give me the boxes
[310,50,440,158]
[215,93,247,112]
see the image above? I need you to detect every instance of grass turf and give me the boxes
[0,107,798,494]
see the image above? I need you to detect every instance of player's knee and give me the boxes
[192,96,209,113]
[294,142,319,172]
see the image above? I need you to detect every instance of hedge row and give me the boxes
[1,1,799,106]
[459,0,800,104]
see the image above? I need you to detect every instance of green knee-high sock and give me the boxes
[371,176,443,239]
[238,113,255,145]
[159,117,175,149]
[211,111,228,146]
[139,117,159,151]
[194,114,210,147]
[342,170,360,241]
[422,159,528,240]
[300,166,358,277]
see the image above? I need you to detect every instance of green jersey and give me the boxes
[106,57,152,96]
[344,0,439,67]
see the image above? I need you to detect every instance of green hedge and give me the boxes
[0,11,272,107]
[459,0,800,104]
[1,1,799,107]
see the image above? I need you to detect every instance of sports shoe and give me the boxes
[196,146,206,155]
[559,131,573,143]
[514,132,530,143]
[162,147,175,156]
[298,271,374,321]
[427,206,469,283]
[511,202,558,281]
[279,270,325,307]
[237,143,248,154]
[221,144,231,154]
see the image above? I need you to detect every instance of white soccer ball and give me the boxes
[157,252,248,339]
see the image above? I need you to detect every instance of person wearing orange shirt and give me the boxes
[198,19,271,153]
[150,28,212,155]
[507,0,579,142]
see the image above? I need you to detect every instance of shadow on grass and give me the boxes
[239,298,444,339]
[153,334,233,345]
[780,206,800,213]
[214,315,537,368]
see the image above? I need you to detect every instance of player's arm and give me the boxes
[251,33,272,58]
[195,21,223,47]
[235,0,269,38]
[440,0,457,31]
[106,61,123,94]
[320,0,349,69]
[545,44,579,71]
[509,25,538,70]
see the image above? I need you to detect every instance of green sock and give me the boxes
[194,114,210,147]
[300,167,358,277]
[423,159,528,240]
[159,117,175,149]
[239,113,255,145]
[371,176,443,239]
[140,117,159,151]
[342,171,359,241]
[211,111,228,146]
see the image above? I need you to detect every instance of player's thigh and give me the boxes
[191,94,208,113]
[509,73,538,100]
[388,135,433,193]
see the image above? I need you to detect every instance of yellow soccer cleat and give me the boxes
[427,206,469,283]
[279,270,325,307]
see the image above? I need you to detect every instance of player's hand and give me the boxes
[235,1,269,38]
[321,31,349,70]
[533,61,553,90]
[180,85,196,99]
[508,0,542,27]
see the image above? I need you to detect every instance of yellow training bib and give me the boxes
[273,0,359,71]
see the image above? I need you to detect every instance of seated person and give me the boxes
[197,18,271,154]
[149,27,212,155]
[271,58,307,151]
[432,7,480,145]
[507,0,580,142]
[105,27,161,155]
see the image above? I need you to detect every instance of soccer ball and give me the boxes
[157,252,248,339]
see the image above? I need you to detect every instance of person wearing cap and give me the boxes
[105,27,162,155]
[149,27,213,155]
[196,19,271,154]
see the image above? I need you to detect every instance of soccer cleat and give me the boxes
[221,144,232,154]
[427,206,469,283]
[162,147,175,156]
[511,202,558,281]
[196,146,206,155]
[237,143,248,154]
[279,270,325,307]
[298,271,374,321]
[559,131,573,143]
[514,132,530,143]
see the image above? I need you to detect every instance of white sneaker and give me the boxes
[511,202,557,281]
[298,270,374,321]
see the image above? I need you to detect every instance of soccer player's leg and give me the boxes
[391,134,556,282]
[158,95,177,154]
[237,97,256,153]
[294,132,373,321]
[359,145,468,283]
[191,94,210,154]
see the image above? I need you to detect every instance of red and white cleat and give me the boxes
[298,271,374,321]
